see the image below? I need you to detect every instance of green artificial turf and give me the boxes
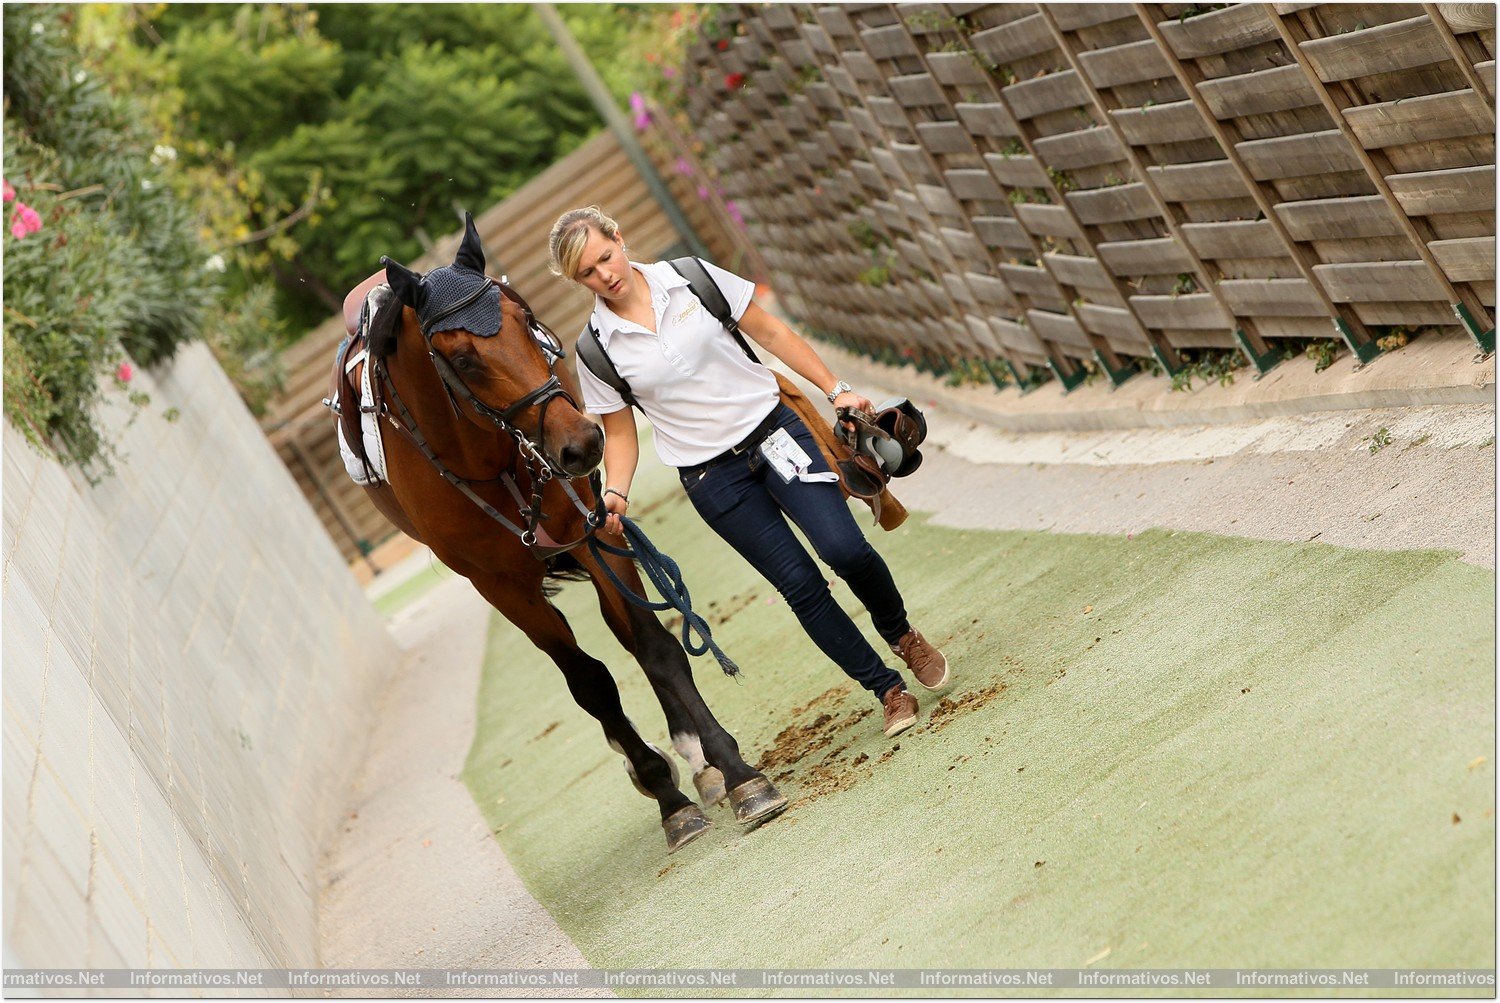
[461,453,1494,987]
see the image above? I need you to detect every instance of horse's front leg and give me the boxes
[575,541,789,829]
[465,570,711,853]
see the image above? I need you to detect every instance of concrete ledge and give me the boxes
[815,331,1494,433]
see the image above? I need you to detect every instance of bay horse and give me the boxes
[333,214,787,852]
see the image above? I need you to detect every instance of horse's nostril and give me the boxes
[562,442,595,473]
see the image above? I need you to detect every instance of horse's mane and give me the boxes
[367,294,404,360]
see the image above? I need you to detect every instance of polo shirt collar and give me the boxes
[591,261,689,347]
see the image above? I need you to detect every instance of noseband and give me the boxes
[420,276,573,470]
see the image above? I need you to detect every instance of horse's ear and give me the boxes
[381,256,424,310]
[454,212,485,272]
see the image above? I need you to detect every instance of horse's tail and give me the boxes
[541,550,592,598]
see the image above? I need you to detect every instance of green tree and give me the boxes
[132,3,650,333]
[167,14,343,151]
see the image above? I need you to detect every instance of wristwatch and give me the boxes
[826,379,852,404]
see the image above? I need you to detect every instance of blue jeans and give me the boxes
[678,403,909,699]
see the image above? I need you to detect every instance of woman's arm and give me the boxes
[599,407,639,534]
[737,302,875,413]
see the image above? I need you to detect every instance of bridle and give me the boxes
[370,277,604,556]
[419,276,572,468]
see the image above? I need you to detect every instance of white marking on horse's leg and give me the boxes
[609,719,681,796]
[671,731,709,774]
[607,715,640,762]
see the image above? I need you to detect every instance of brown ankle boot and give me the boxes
[892,628,950,691]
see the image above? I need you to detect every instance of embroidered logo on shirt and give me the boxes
[672,300,700,324]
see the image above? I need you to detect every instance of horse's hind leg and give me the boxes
[579,545,788,828]
[466,572,710,852]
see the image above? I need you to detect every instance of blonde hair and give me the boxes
[548,205,622,281]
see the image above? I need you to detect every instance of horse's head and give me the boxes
[374,213,603,477]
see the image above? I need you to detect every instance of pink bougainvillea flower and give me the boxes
[9,202,41,239]
[662,65,677,79]
[725,200,744,225]
[697,185,710,200]
[116,362,133,383]
[2,179,14,202]
[674,157,693,175]
[629,91,651,130]
[724,72,745,89]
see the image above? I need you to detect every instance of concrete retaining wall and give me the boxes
[2,343,399,976]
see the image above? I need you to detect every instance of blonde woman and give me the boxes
[549,206,951,737]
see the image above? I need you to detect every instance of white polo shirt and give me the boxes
[577,259,779,467]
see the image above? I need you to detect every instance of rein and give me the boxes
[587,520,741,677]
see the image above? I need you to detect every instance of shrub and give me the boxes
[3,4,220,476]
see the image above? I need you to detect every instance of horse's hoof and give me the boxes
[663,805,712,853]
[693,766,727,807]
[727,776,788,828]
[623,742,682,799]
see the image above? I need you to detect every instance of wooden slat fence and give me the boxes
[683,2,1496,385]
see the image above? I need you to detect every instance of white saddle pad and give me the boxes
[335,347,389,486]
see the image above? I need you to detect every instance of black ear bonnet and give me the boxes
[411,264,501,338]
[377,211,502,344]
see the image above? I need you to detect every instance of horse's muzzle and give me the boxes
[556,423,604,478]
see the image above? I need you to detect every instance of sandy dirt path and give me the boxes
[317,574,612,997]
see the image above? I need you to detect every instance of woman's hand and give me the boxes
[833,389,876,413]
[833,389,876,431]
[602,488,629,536]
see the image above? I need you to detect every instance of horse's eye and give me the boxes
[453,354,474,372]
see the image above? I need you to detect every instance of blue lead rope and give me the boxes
[586,516,741,678]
